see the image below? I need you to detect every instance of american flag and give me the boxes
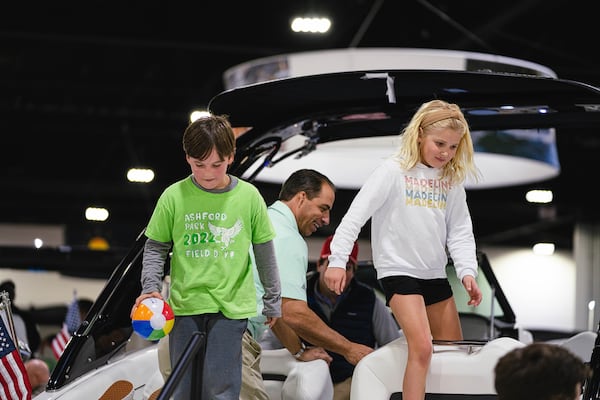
[51,292,81,360]
[0,317,31,400]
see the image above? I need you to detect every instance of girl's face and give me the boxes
[186,148,233,190]
[418,127,462,169]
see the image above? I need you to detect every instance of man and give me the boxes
[307,235,401,400]
[248,169,373,398]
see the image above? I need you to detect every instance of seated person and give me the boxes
[0,280,41,354]
[306,235,401,400]
[25,358,50,395]
[249,170,371,400]
[494,342,590,400]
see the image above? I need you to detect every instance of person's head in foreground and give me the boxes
[25,358,50,391]
[494,342,590,400]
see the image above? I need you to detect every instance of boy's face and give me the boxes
[186,149,233,190]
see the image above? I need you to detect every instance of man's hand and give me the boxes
[324,267,347,295]
[264,316,279,329]
[297,346,333,365]
[344,343,374,365]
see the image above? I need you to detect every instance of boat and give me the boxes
[26,68,600,399]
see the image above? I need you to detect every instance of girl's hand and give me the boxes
[324,267,347,295]
[462,276,482,307]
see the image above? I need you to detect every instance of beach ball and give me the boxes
[132,298,174,340]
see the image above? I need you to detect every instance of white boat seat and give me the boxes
[548,330,598,363]
[350,336,524,400]
[260,347,333,400]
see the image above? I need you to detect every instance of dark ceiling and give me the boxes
[1,0,599,256]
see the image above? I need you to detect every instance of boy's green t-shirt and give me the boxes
[145,177,275,319]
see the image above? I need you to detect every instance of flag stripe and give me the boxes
[51,324,70,360]
[1,353,29,400]
[0,317,31,400]
[51,292,81,360]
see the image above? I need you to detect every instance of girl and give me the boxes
[324,99,483,400]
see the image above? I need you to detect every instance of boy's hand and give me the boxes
[130,292,163,319]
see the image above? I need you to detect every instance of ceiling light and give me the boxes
[526,189,553,203]
[532,242,555,255]
[127,168,154,183]
[290,17,331,33]
[85,207,109,222]
[190,110,211,122]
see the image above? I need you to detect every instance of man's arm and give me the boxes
[270,310,332,363]
[277,297,373,365]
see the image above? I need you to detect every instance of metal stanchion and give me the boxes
[157,330,206,400]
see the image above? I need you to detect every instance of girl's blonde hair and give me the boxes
[393,99,480,184]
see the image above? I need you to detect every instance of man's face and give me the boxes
[295,183,335,236]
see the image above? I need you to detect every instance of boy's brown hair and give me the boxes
[182,114,235,161]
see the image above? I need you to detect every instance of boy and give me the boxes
[132,115,281,399]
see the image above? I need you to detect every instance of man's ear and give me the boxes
[292,190,306,203]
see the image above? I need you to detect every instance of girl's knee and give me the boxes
[409,338,433,365]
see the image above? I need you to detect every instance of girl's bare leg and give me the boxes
[389,294,432,400]
[426,296,463,340]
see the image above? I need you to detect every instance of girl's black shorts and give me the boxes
[380,275,452,306]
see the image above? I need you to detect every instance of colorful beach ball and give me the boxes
[132,298,174,340]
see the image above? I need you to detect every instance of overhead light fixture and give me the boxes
[532,242,555,256]
[190,110,211,122]
[85,207,109,222]
[127,168,154,183]
[290,17,331,33]
[526,189,553,203]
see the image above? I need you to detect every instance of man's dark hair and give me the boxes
[278,169,335,201]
